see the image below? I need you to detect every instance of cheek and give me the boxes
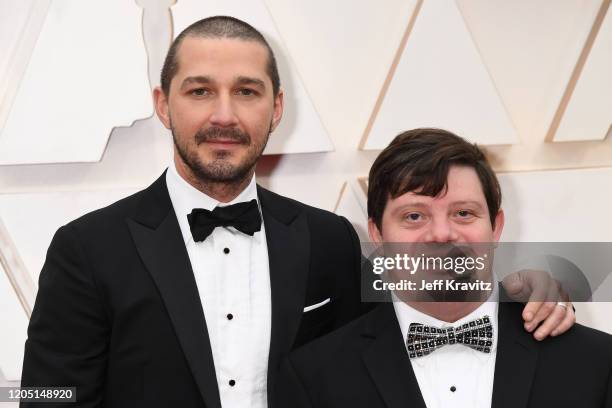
[239,105,274,132]
[381,223,420,243]
[459,223,495,242]
[390,231,421,243]
[170,102,207,132]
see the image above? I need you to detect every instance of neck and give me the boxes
[405,301,484,323]
[174,157,254,203]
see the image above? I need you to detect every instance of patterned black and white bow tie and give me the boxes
[187,199,262,242]
[406,316,493,359]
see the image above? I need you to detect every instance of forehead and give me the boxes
[444,166,486,198]
[174,36,270,80]
[389,165,487,208]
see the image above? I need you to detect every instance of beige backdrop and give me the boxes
[0,0,610,392]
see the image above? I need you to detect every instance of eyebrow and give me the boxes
[392,200,485,213]
[449,200,485,209]
[236,76,266,90]
[179,75,266,91]
[392,202,430,213]
[180,75,212,90]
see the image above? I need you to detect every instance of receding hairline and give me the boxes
[169,35,274,90]
[160,16,281,96]
[175,33,271,61]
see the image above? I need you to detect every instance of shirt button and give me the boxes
[223,247,230,254]
[229,379,236,387]
[450,386,457,392]
[227,313,234,320]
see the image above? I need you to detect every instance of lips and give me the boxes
[201,137,248,149]
[205,139,242,145]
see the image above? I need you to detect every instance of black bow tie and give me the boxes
[406,316,493,359]
[187,199,262,242]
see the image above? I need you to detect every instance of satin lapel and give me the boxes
[127,173,222,408]
[361,304,427,408]
[257,186,310,404]
[491,301,538,408]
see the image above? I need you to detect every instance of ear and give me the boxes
[270,88,284,132]
[492,209,505,242]
[368,218,383,244]
[153,87,171,129]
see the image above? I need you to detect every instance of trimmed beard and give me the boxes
[172,123,271,184]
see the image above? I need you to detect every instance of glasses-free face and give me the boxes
[368,165,504,305]
[369,165,504,245]
[154,36,284,185]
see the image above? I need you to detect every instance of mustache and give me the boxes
[195,127,251,145]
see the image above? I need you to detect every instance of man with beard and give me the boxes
[21,17,575,408]
[276,128,612,408]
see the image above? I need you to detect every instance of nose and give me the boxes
[209,94,239,127]
[424,218,459,243]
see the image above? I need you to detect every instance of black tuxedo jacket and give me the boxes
[21,172,366,407]
[278,301,612,408]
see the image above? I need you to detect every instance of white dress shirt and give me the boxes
[393,287,499,408]
[166,164,271,408]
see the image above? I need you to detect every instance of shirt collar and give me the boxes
[165,161,259,244]
[393,283,499,366]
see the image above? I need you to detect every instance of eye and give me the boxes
[405,212,423,222]
[456,210,474,219]
[236,88,257,97]
[190,88,209,97]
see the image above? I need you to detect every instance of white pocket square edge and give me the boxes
[303,297,331,313]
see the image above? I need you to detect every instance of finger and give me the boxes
[524,281,561,332]
[533,303,566,340]
[551,302,576,336]
[522,301,540,324]
[502,273,530,302]
[520,272,551,323]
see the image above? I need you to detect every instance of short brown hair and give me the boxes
[160,16,280,96]
[368,128,502,230]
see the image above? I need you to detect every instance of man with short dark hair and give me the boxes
[160,16,281,98]
[277,128,612,408]
[21,17,575,408]
[21,16,364,408]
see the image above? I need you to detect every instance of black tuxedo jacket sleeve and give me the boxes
[20,172,366,408]
[277,302,612,408]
